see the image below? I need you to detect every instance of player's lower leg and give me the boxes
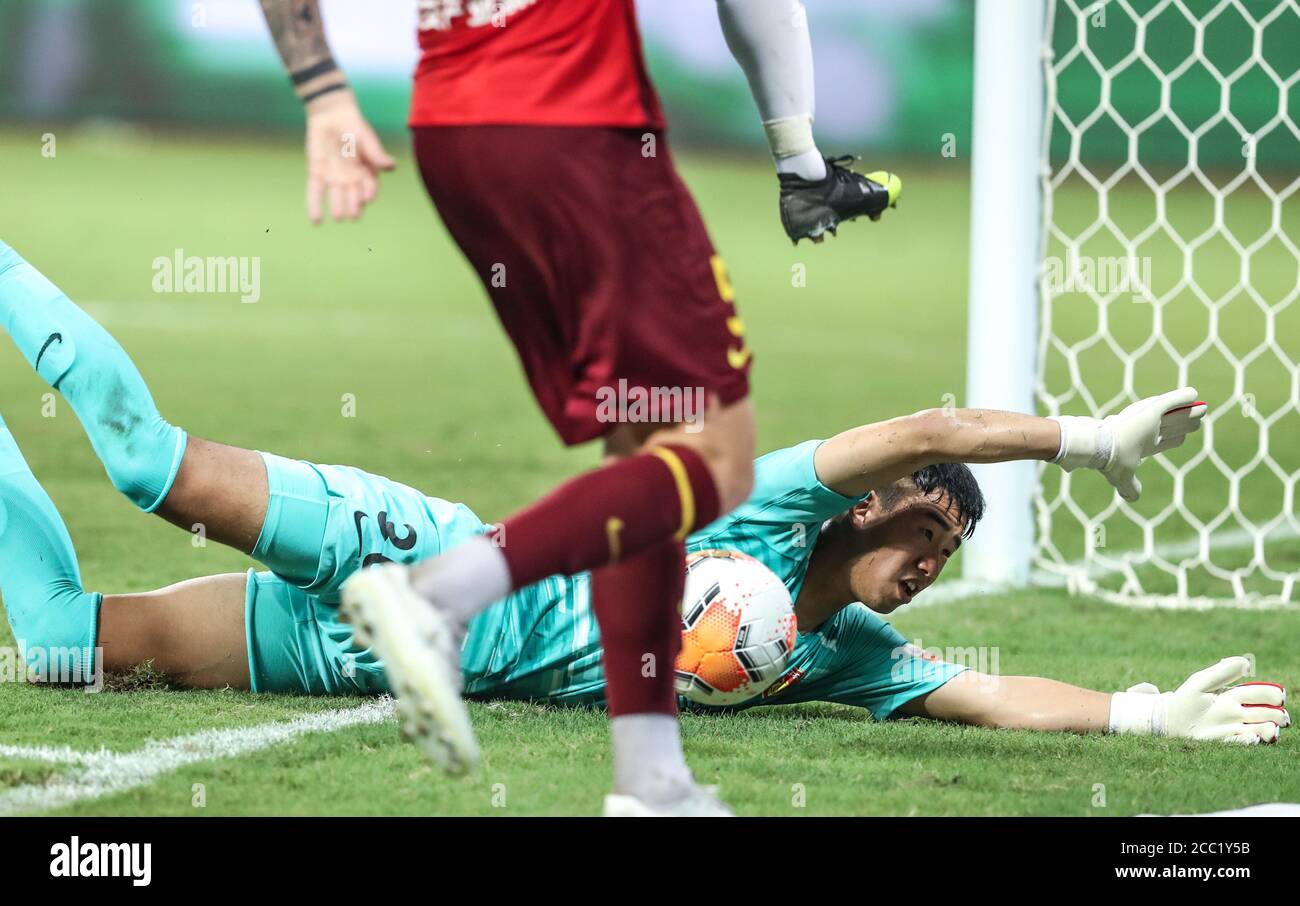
[0,411,101,683]
[713,0,901,241]
[405,398,754,623]
[0,241,186,513]
[0,243,284,556]
[716,0,823,180]
[597,540,690,794]
[589,539,733,816]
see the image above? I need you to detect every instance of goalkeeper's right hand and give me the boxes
[1050,387,1207,501]
[1108,656,1289,744]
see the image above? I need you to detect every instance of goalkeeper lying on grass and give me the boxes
[0,241,1287,745]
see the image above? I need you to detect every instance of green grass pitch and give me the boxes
[0,128,1296,816]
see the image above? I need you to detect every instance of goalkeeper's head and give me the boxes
[819,463,985,613]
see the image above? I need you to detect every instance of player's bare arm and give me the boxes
[901,657,1289,745]
[814,390,1207,502]
[258,0,395,223]
[791,392,1204,631]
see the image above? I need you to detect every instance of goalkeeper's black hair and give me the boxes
[878,463,986,539]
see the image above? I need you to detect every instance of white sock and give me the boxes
[411,534,512,625]
[777,147,827,181]
[717,0,821,175]
[610,713,694,802]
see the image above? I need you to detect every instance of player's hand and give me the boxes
[1109,656,1289,744]
[303,90,396,224]
[1050,387,1207,501]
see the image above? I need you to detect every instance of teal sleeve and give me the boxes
[0,241,186,514]
[0,412,100,683]
[798,606,968,720]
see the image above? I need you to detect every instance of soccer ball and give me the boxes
[675,549,798,706]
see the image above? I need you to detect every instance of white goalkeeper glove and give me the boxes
[1050,387,1207,501]
[1108,656,1289,744]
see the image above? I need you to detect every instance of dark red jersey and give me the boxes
[409,0,666,129]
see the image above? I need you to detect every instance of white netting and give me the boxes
[1036,0,1300,608]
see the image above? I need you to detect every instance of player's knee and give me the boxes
[643,398,755,513]
[99,422,186,512]
[695,403,757,511]
[682,436,754,513]
[712,455,755,513]
[4,583,98,682]
[104,450,162,510]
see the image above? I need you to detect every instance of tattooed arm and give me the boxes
[258,0,395,223]
[259,0,347,104]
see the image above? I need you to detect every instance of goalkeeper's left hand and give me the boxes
[1050,387,1207,501]
[1109,656,1289,744]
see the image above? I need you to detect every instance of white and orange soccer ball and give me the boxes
[675,549,798,706]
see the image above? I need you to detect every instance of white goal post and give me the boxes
[965,0,1300,608]
[964,0,1047,589]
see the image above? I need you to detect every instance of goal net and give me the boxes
[1034,0,1300,607]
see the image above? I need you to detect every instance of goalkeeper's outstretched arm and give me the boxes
[814,389,1208,503]
[899,657,1289,745]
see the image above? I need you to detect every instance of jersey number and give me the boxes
[354,510,419,569]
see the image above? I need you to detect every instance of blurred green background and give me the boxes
[1,0,1296,165]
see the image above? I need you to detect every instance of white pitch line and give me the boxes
[0,697,395,817]
[0,744,99,766]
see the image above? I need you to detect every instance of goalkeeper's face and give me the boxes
[842,491,966,613]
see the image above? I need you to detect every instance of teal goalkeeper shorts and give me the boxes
[244,570,390,694]
[244,452,488,694]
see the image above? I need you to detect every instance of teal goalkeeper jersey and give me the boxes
[460,440,967,719]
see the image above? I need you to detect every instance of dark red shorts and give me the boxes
[413,125,752,446]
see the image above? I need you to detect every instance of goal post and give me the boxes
[966,0,1300,607]
[963,0,1046,588]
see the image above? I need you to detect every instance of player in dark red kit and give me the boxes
[259,0,899,816]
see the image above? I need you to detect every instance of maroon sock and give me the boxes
[592,538,686,717]
[499,443,721,589]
